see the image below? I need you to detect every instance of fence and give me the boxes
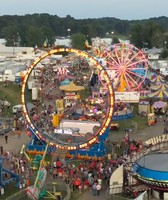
[107,194,133,200]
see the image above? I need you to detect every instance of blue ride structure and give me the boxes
[0,157,20,188]
[26,125,109,160]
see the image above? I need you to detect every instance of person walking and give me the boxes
[96,183,101,196]
[5,135,8,144]
[92,182,97,196]
[0,146,3,155]
[17,130,21,138]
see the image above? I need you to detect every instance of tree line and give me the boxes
[0,14,168,51]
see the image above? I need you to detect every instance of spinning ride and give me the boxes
[21,48,115,151]
[134,152,168,190]
[102,43,148,92]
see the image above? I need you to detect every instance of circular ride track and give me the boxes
[102,43,148,92]
[21,48,115,151]
[134,152,168,190]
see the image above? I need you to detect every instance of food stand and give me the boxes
[59,81,85,108]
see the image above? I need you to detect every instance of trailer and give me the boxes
[59,119,100,134]
[32,87,38,100]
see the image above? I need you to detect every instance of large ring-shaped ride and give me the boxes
[21,48,115,150]
[102,43,148,92]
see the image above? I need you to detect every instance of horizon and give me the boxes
[0,0,168,21]
[0,13,167,21]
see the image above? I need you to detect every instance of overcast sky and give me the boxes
[0,0,168,20]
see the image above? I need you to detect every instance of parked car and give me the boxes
[12,104,23,114]
[12,103,36,114]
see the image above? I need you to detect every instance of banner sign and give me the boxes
[115,92,140,103]
[145,134,168,146]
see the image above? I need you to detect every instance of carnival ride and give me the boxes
[0,157,19,188]
[109,135,168,198]
[92,43,149,120]
[90,43,149,121]
[134,153,168,190]
[20,46,152,200]
[100,43,148,92]
[21,48,115,158]
[25,144,53,200]
[21,145,61,200]
[20,48,115,200]
[131,135,168,192]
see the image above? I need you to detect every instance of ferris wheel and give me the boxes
[102,43,148,92]
[21,48,115,151]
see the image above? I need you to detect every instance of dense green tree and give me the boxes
[0,14,168,48]
[130,24,144,48]
[25,26,44,47]
[114,20,130,34]
[81,25,90,36]
[70,33,86,50]
[40,26,56,47]
[144,22,164,48]
[130,22,165,49]
[160,49,168,58]
[1,25,20,46]
[112,37,120,44]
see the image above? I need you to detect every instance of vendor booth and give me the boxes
[138,101,150,116]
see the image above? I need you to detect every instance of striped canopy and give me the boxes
[147,90,168,98]
[150,76,165,84]
[150,83,168,91]
[59,82,85,92]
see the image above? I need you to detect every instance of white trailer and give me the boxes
[3,74,15,82]
[32,87,38,100]
[59,119,100,134]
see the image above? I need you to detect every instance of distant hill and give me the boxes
[0,14,168,47]
[129,16,168,30]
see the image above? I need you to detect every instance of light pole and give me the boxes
[67,28,71,38]
[13,40,16,55]
[111,31,114,44]
[13,33,20,55]
[165,41,167,49]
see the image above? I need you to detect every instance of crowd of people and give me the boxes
[2,151,31,188]
[0,146,114,196]
[0,132,145,198]
[49,159,112,195]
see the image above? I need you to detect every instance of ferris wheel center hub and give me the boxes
[121,65,126,70]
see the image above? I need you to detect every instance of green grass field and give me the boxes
[111,102,148,134]
[113,114,148,133]
[0,83,22,116]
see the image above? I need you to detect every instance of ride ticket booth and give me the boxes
[147,113,155,126]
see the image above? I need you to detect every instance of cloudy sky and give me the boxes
[0,0,168,20]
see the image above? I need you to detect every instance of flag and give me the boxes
[43,37,49,48]
[34,44,38,54]
[95,46,101,57]
[85,35,92,49]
